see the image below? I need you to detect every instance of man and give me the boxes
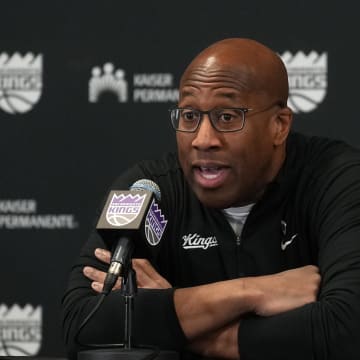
[62,38,360,359]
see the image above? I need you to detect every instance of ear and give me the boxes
[272,106,293,146]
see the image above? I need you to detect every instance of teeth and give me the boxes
[199,166,222,180]
[202,173,218,180]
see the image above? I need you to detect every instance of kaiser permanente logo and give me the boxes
[0,199,78,230]
[280,51,327,113]
[89,62,178,103]
[0,53,43,114]
[0,304,42,356]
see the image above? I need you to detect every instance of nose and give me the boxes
[191,115,222,151]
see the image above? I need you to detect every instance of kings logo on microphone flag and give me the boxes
[97,190,153,231]
[105,193,147,227]
[97,186,167,247]
[145,199,168,246]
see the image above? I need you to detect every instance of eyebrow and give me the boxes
[218,91,238,99]
[180,89,194,98]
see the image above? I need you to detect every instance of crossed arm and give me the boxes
[83,248,320,359]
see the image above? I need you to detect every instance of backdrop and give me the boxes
[1,0,358,356]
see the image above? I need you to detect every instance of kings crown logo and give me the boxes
[0,304,42,356]
[280,51,327,113]
[0,53,43,114]
[106,193,146,226]
[145,199,167,246]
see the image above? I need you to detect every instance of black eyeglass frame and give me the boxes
[169,101,284,133]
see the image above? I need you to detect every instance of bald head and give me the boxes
[181,38,289,106]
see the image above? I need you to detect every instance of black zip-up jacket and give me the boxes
[62,132,360,359]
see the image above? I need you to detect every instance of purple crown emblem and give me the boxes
[149,202,168,226]
[111,193,146,205]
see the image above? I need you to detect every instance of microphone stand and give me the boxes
[121,265,137,349]
[78,261,179,360]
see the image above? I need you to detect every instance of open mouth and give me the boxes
[193,165,229,188]
[198,166,223,179]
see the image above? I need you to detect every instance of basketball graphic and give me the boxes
[145,220,159,245]
[288,89,327,113]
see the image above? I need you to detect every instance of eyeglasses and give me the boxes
[169,102,282,133]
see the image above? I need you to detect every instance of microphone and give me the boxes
[96,179,163,295]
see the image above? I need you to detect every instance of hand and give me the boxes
[83,248,121,292]
[250,265,321,316]
[83,248,172,293]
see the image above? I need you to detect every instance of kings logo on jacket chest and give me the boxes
[182,233,219,250]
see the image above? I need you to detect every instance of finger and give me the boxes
[84,267,122,292]
[91,281,103,293]
[94,248,112,264]
[133,259,172,288]
[112,277,122,290]
[83,266,107,283]
[134,266,157,288]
